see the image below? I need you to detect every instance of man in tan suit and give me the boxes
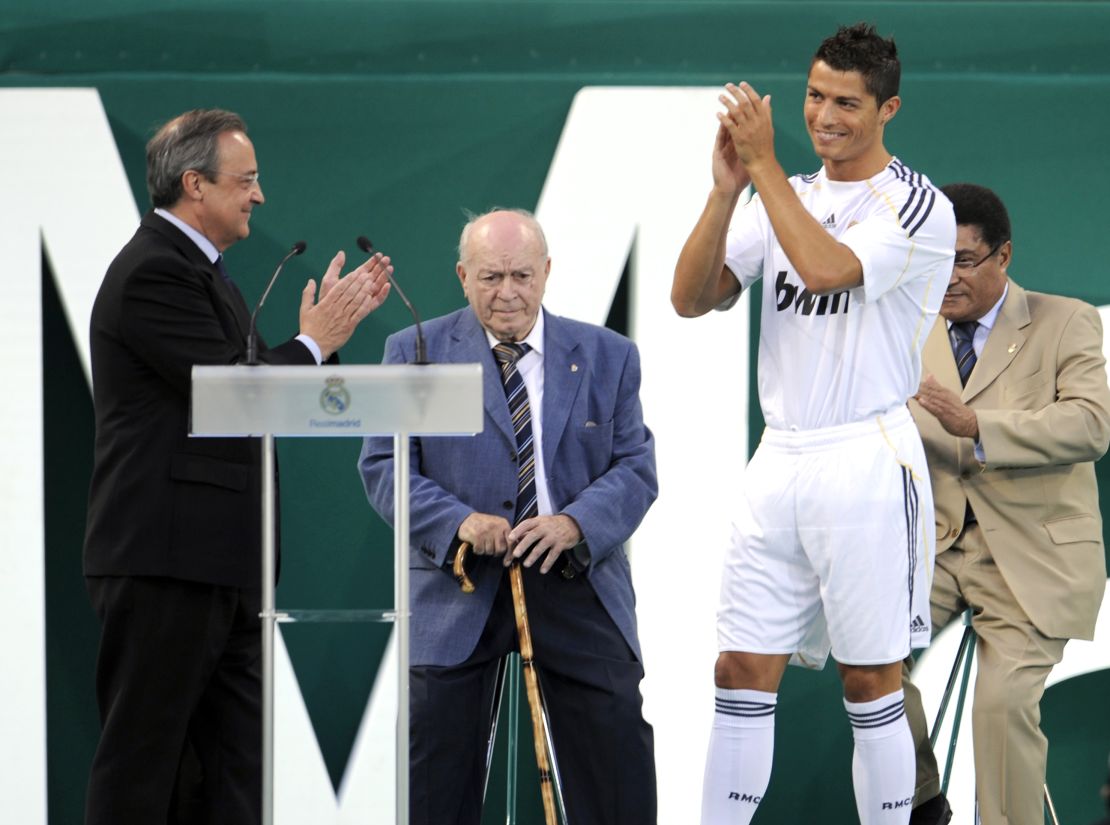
[904,183,1110,825]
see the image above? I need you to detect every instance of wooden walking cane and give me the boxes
[454,541,560,825]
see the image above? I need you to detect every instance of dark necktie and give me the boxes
[493,343,537,524]
[949,320,979,386]
[214,254,251,331]
[949,320,980,527]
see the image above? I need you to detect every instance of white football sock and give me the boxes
[700,688,776,825]
[845,690,915,825]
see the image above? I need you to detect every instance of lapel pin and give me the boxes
[1007,344,1017,354]
[571,364,578,372]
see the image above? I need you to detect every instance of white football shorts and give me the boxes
[717,405,934,666]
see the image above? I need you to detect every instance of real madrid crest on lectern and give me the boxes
[319,375,350,415]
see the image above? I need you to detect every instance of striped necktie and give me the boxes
[949,320,979,386]
[493,343,537,524]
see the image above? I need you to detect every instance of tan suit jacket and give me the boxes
[909,280,1110,640]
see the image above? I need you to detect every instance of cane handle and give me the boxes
[453,541,476,594]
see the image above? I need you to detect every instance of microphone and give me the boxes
[246,241,307,366]
[357,235,428,364]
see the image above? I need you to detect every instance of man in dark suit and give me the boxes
[359,208,658,825]
[83,108,392,825]
[905,183,1110,825]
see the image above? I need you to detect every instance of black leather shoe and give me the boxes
[909,793,952,825]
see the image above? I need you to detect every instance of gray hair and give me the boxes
[146,108,247,208]
[457,207,549,264]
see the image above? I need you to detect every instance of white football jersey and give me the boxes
[725,158,956,430]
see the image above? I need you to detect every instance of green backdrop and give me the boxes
[6,1,1110,822]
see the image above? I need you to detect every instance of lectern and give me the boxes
[190,363,483,825]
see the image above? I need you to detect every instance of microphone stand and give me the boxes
[246,241,307,365]
[356,235,428,364]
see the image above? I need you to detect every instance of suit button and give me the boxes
[503,501,513,510]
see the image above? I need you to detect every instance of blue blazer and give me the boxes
[359,306,657,667]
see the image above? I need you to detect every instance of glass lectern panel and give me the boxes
[190,363,483,437]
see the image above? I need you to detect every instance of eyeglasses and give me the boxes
[953,241,1003,271]
[475,271,535,290]
[210,170,261,189]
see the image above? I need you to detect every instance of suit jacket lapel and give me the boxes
[143,211,251,341]
[963,280,1029,402]
[451,310,516,448]
[539,311,583,470]
[923,317,961,393]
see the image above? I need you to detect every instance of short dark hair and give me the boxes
[941,183,1012,250]
[813,22,900,105]
[146,109,247,208]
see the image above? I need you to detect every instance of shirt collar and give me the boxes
[946,282,1009,334]
[484,308,545,355]
[154,207,221,265]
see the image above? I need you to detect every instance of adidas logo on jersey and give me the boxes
[774,270,849,316]
[911,615,928,632]
[821,212,837,228]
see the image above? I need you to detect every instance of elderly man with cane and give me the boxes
[359,208,658,825]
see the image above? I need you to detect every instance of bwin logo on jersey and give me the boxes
[775,270,849,316]
[728,792,762,804]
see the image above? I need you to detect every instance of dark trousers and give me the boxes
[85,576,262,825]
[410,564,657,825]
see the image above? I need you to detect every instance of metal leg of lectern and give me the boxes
[262,432,412,825]
[261,433,277,825]
[394,432,411,825]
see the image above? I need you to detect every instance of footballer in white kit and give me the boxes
[721,158,954,666]
[672,22,956,825]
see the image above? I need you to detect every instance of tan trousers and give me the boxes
[903,523,1068,825]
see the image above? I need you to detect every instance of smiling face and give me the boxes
[456,211,550,343]
[941,224,1011,323]
[804,60,900,181]
[192,130,265,251]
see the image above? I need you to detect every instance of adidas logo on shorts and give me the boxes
[910,614,927,632]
